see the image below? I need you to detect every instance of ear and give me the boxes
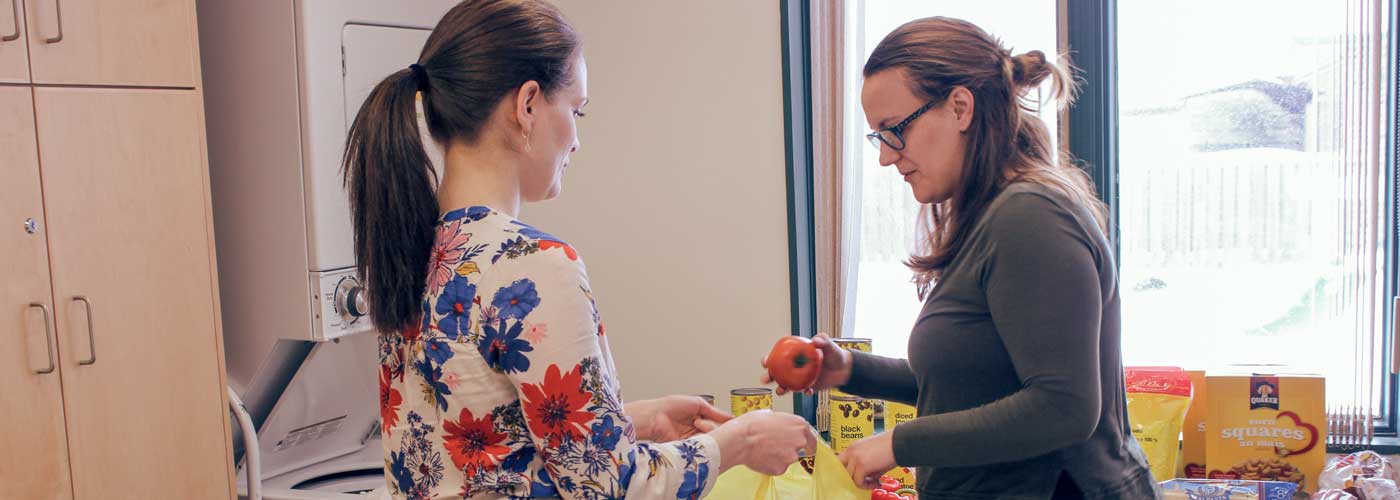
[949,86,975,133]
[513,80,543,138]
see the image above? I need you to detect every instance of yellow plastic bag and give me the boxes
[1125,367,1193,482]
[707,438,870,500]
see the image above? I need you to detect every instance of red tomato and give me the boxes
[879,475,901,492]
[766,336,824,391]
[870,490,904,500]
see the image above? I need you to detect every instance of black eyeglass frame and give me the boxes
[866,100,939,150]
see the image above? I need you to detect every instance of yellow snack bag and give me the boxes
[1178,370,1208,478]
[1125,367,1193,482]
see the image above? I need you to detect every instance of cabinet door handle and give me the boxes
[27,303,56,374]
[73,296,95,365]
[41,0,60,44]
[2,0,19,42]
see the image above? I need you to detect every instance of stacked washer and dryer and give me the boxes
[196,1,454,497]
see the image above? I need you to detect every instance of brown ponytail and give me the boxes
[343,0,579,333]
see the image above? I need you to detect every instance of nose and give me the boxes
[877,142,899,167]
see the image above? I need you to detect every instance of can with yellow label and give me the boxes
[883,401,917,489]
[830,396,875,452]
[730,388,772,417]
[832,338,872,353]
[830,338,872,399]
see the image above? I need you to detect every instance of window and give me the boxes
[844,1,1061,358]
[804,0,1400,443]
[1115,0,1390,426]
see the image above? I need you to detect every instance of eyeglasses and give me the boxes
[866,100,938,151]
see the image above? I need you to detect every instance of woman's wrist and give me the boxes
[834,348,855,387]
[624,399,657,441]
[710,418,752,473]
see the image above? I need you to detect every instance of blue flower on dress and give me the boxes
[511,221,562,242]
[423,338,453,366]
[577,445,614,478]
[389,450,414,494]
[493,236,538,263]
[529,469,558,497]
[676,462,709,500]
[590,415,623,451]
[501,445,534,474]
[511,221,579,261]
[442,206,493,223]
[617,448,638,488]
[435,277,475,340]
[492,279,540,320]
[478,318,533,374]
[557,475,577,493]
[414,358,452,411]
[677,440,702,466]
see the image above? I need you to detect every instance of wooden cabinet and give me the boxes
[24,0,198,86]
[0,0,29,82]
[0,86,73,500]
[3,0,234,497]
[36,87,231,500]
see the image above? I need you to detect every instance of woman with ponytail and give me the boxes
[345,1,814,498]
[761,17,1157,499]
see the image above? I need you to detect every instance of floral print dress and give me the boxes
[379,206,720,500]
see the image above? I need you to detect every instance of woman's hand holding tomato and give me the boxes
[760,333,854,395]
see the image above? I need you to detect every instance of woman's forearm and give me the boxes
[839,351,919,404]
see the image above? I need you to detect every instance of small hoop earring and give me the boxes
[522,131,532,153]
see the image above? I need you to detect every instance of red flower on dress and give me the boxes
[442,407,510,476]
[538,240,578,261]
[379,365,403,437]
[521,364,595,447]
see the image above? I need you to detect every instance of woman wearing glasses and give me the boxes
[763,17,1156,499]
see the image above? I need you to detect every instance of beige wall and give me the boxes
[522,1,795,414]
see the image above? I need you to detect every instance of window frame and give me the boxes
[781,0,820,423]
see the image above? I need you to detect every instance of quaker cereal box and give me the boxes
[1205,372,1325,491]
[1178,370,1208,479]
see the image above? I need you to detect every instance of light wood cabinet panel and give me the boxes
[36,87,230,500]
[25,0,197,86]
[0,0,30,82]
[0,84,73,500]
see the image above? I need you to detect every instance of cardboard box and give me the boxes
[1178,370,1208,478]
[1159,479,1298,499]
[1205,371,1325,491]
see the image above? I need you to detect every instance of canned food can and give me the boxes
[829,396,875,452]
[885,401,916,427]
[696,394,715,406]
[730,388,772,416]
[884,401,917,488]
[831,338,872,398]
[832,337,872,353]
